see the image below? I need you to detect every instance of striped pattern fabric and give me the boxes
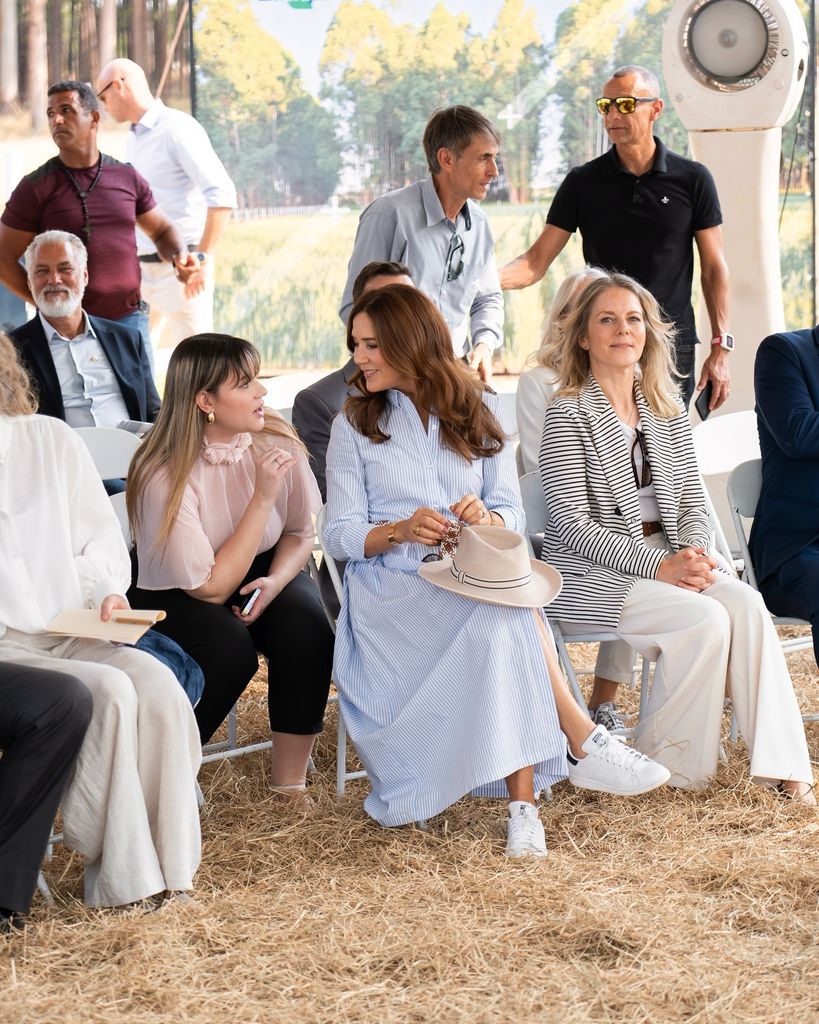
[324,390,567,827]
[539,376,713,628]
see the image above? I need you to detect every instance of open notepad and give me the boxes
[47,609,167,645]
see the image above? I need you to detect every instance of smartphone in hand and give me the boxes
[695,380,714,421]
[240,587,262,616]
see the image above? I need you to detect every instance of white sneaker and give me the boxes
[567,725,670,795]
[505,801,548,858]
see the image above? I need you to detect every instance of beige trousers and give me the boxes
[561,542,812,789]
[141,256,215,354]
[0,632,202,907]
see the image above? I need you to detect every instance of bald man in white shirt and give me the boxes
[95,59,237,358]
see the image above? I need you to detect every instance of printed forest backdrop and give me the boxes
[0,0,814,369]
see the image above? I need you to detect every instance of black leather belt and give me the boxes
[139,244,198,264]
[642,521,664,537]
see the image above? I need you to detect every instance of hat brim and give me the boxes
[418,557,562,608]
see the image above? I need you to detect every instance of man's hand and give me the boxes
[696,346,731,411]
[468,342,493,383]
[99,594,130,621]
[173,252,206,298]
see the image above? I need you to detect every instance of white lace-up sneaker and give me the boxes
[505,801,548,858]
[567,725,670,795]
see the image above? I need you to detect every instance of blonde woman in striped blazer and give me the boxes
[540,272,814,802]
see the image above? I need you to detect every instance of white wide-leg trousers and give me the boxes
[0,632,202,907]
[561,568,812,789]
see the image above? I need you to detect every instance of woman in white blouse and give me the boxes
[539,272,814,801]
[127,335,333,805]
[0,333,201,907]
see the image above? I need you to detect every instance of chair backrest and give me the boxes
[315,506,344,608]
[109,491,132,547]
[75,427,141,479]
[495,391,518,439]
[518,471,547,535]
[691,410,760,476]
[691,410,760,562]
[726,458,762,590]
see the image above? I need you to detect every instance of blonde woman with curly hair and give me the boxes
[539,272,814,801]
[127,334,333,805]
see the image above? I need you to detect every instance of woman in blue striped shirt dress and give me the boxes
[323,286,669,856]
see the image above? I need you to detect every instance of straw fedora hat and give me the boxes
[418,525,561,608]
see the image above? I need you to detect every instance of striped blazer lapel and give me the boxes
[579,378,643,543]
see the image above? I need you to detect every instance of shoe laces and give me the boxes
[591,702,626,732]
[509,805,540,843]
[599,732,653,772]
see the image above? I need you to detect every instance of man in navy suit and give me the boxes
[9,230,160,427]
[751,325,819,665]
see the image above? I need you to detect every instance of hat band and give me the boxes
[449,562,531,591]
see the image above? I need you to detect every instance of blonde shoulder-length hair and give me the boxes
[553,272,681,419]
[127,333,303,550]
[0,332,37,415]
[527,266,611,371]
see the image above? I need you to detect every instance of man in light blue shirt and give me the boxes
[95,59,237,359]
[9,230,160,432]
[339,106,503,381]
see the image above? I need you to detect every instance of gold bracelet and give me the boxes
[387,522,400,545]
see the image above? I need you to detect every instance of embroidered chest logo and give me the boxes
[660,196,670,204]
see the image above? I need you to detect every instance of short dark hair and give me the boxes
[47,80,98,113]
[423,106,501,175]
[351,261,413,302]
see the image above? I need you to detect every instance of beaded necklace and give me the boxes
[58,154,104,242]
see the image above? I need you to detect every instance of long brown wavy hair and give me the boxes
[0,333,37,415]
[344,285,504,460]
[127,333,302,550]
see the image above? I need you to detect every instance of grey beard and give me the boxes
[37,290,82,318]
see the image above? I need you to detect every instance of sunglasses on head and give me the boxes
[596,96,658,116]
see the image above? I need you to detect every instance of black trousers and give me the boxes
[676,345,696,409]
[760,542,819,667]
[0,663,92,913]
[129,549,334,744]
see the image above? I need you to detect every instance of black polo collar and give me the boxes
[607,136,668,177]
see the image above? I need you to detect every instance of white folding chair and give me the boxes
[691,411,760,567]
[314,506,368,796]
[74,426,141,478]
[518,472,651,731]
[726,460,818,724]
[495,391,519,442]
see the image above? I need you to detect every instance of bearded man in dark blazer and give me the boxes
[9,229,159,426]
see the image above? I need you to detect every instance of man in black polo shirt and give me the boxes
[501,64,732,409]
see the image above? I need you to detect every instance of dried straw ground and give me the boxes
[2,641,818,1024]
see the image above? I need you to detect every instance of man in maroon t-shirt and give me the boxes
[0,80,203,354]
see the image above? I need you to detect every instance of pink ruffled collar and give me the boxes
[201,432,253,466]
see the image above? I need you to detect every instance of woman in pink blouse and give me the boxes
[127,334,333,804]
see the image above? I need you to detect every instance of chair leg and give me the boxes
[336,710,348,797]
[551,625,589,712]
[638,656,651,720]
[36,870,55,907]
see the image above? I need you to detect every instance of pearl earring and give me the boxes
[207,412,215,423]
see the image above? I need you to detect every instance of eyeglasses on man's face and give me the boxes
[596,96,658,116]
